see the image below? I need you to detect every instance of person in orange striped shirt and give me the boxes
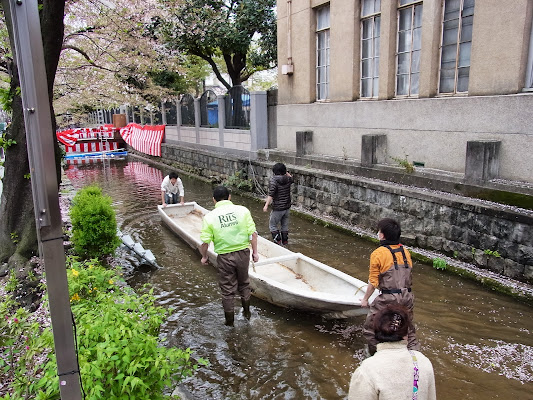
[360,218,420,355]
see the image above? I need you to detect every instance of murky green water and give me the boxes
[65,159,533,400]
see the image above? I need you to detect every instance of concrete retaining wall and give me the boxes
[156,144,533,284]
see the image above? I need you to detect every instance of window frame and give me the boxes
[525,18,533,91]
[316,5,331,101]
[360,0,381,98]
[437,0,475,95]
[395,0,423,98]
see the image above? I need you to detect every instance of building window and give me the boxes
[316,5,330,101]
[396,1,423,97]
[526,19,533,89]
[439,0,475,94]
[361,0,381,98]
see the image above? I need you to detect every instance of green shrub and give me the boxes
[70,185,121,259]
[432,257,447,270]
[0,257,207,399]
[225,170,253,192]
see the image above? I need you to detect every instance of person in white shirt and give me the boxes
[161,171,184,207]
[348,303,436,400]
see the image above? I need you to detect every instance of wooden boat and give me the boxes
[158,202,376,317]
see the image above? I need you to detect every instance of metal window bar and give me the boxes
[224,86,250,129]
[180,94,195,126]
[200,90,218,127]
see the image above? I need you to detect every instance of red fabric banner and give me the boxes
[119,123,165,157]
[56,126,116,147]
[64,141,120,153]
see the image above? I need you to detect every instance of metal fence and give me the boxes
[152,107,162,125]
[180,94,195,126]
[164,101,177,125]
[225,86,250,129]
[200,90,218,127]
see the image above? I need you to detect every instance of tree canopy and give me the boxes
[158,0,277,89]
[55,0,211,126]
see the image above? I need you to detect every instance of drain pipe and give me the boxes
[282,0,294,75]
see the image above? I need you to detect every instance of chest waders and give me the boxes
[362,245,420,354]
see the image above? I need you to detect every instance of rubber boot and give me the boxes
[224,311,234,327]
[281,231,288,246]
[271,231,281,245]
[241,298,251,320]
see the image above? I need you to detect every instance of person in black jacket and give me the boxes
[263,163,294,245]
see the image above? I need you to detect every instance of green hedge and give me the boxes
[70,185,121,259]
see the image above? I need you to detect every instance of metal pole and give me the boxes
[7,1,82,399]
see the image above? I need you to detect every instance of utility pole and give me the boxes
[6,0,83,398]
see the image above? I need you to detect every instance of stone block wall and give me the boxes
[156,144,533,283]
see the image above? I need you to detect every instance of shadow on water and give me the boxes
[65,159,533,400]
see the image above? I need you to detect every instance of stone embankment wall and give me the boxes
[157,144,533,284]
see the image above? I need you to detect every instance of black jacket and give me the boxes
[268,174,293,211]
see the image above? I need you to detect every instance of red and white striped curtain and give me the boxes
[56,126,116,147]
[119,123,165,157]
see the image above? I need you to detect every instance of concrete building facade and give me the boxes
[276,0,533,183]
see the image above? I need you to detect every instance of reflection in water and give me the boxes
[65,160,533,400]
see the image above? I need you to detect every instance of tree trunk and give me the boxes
[0,0,65,274]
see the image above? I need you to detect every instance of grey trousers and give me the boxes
[269,209,290,233]
[216,248,251,312]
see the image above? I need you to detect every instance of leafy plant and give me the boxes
[10,232,18,244]
[5,270,18,292]
[0,80,21,113]
[69,185,121,259]
[391,155,415,173]
[0,286,55,399]
[23,173,31,180]
[67,258,208,399]
[483,249,501,258]
[432,257,447,270]
[0,132,16,152]
[0,257,207,399]
[225,170,253,192]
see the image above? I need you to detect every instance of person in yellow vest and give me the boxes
[200,186,259,326]
[361,218,420,355]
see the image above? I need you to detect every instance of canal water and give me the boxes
[64,159,533,400]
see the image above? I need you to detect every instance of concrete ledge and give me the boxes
[257,149,533,200]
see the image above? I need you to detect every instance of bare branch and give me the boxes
[61,45,117,72]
